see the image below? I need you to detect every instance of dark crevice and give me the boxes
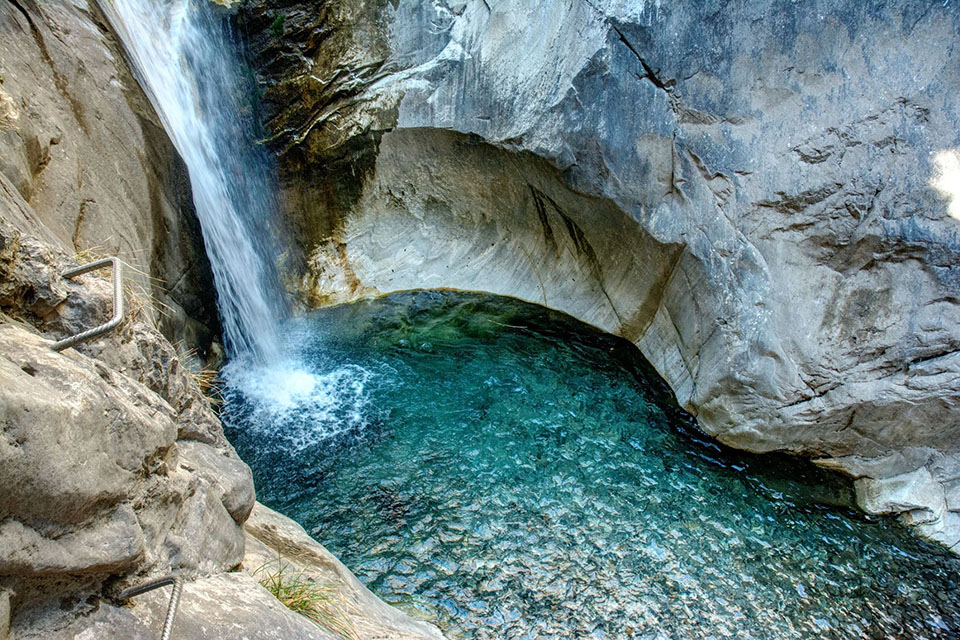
[528,184,626,330]
[73,198,95,252]
[611,25,676,94]
[906,348,960,371]
[781,382,837,410]
[527,184,558,256]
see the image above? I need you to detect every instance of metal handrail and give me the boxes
[52,257,124,351]
[117,575,184,640]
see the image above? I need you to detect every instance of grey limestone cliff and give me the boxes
[0,0,220,355]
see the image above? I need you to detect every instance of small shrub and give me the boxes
[270,13,285,38]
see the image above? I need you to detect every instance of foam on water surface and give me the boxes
[223,358,375,451]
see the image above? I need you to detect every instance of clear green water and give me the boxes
[222,291,960,639]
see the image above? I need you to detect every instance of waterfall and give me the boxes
[99,0,285,362]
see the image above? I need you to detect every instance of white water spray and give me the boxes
[99,0,285,362]
[225,360,376,451]
[101,0,379,443]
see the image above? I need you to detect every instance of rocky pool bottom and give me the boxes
[221,291,960,639]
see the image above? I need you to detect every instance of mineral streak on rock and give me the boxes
[240,0,960,548]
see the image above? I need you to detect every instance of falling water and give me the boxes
[98,0,285,362]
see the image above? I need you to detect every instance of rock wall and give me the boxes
[0,0,218,355]
[0,211,254,634]
[240,0,960,549]
[0,194,443,640]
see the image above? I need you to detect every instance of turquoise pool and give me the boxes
[223,291,960,639]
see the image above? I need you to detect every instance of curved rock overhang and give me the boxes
[239,0,960,548]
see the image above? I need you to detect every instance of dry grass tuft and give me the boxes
[255,555,358,640]
[73,246,175,328]
[178,344,224,404]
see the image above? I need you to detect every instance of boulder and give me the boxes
[0,324,174,528]
[0,321,249,595]
[177,440,256,524]
[0,218,253,625]
[855,467,946,522]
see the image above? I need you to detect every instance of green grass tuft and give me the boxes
[270,13,285,38]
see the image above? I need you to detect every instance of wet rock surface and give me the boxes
[241,0,960,547]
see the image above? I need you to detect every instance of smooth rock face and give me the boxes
[306,127,681,338]
[17,574,332,640]
[242,0,960,546]
[125,572,337,640]
[0,0,218,354]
